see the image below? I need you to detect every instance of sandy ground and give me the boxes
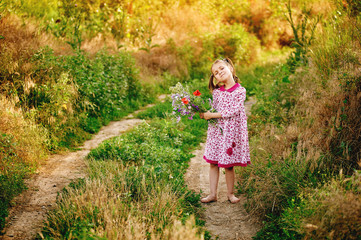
[185,97,261,240]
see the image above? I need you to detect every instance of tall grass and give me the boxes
[0,97,48,229]
[236,1,361,238]
[40,161,201,240]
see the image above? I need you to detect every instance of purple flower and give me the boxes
[188,116,193,120]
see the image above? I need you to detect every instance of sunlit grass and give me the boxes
[41,160,202,240]
[40,116,208,239]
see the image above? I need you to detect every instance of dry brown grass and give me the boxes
[0,14,72,57]
[299,172,361,239]
[0,14,72,96]
[132,45,188,81]
[42,160,202,239]
[155,5,214,46]
[129,5,214,82]
[293,28,361,173]
[0,96,48,168]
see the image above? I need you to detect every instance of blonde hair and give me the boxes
[208,57,240,92]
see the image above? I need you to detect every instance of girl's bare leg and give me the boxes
[225,167,240,203]
[201,163,219,203]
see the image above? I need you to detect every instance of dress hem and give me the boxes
[203,156,250,168]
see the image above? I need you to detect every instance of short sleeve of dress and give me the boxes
[220,87,246,118]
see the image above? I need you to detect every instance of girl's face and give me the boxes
[212,62,233,84]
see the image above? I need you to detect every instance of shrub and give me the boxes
[9,46,156,150]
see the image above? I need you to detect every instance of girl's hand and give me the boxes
[203,111,213,120]
[200,111,221,120]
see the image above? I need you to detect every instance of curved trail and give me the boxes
[2,95,258,240]
[1,106,153,239]
[185,97,260,240]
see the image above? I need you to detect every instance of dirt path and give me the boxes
[1,104,155,239]
[185,97,260,240]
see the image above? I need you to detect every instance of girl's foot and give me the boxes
[228,195,240,204]
[201,195,217,203]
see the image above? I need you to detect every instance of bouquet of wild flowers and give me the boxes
[169,82,220,130]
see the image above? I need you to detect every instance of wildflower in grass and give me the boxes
[193,90,201,96]
[169,82,219,129]
[181,98,189,105]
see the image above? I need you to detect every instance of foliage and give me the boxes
[285,0,320,72]
[1,0,360,238]
[246,62,298,136]
[3,46,155,150]
[189,23,261,80]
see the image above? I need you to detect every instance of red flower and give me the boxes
[193,90,201,96]
[232,142,236,148]
[181,98,189,105]
[226,148,233,156]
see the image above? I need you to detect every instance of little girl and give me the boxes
[199,58,251,204]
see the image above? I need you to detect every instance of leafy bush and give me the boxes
[13,47,155,150]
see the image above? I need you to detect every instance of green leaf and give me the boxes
[282,76,290,83]
[139,47,150,53]
[0,35,4,40]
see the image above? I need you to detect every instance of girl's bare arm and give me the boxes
[200,111,222,120]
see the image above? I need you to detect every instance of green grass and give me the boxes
[39,98,210,238]
[135,101,173,119]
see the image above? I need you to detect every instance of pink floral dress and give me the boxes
[203,83,251,168]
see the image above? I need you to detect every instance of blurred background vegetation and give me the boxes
[0,0,360,239]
